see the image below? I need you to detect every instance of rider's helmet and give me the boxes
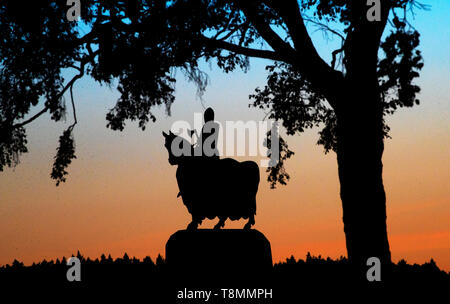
[204,107,214,122]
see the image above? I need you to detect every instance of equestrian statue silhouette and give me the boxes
[163,108,260,230]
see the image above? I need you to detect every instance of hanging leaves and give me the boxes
[50,127,76,186]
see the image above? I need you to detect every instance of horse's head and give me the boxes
[162,130,193,165]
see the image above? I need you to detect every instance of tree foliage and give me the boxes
[0,0,424,185]
[50,127,76,186]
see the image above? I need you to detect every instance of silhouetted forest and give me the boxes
[1,252,448,301]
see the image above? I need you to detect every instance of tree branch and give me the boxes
[12,51,97,129]
[69,82,77,129]
[235,0,297,63]
[202,37,285,61]
[12,107,49,129]
[266,0,339,75]
[250,0,344,108]
[302,17,345,42]
[331,47,345,70]
[344,0,392,74]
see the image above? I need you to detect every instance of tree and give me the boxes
[0,0,424,276]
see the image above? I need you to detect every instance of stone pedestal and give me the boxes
[166,229,272,280]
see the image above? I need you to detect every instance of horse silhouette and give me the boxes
[163,130,260,229]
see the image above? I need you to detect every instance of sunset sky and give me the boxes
[1,1,449,270]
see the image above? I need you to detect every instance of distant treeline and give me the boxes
[1,252,448,285]
[1,252,448,302]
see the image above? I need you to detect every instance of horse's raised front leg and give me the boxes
[243,214,255,230]
[214,217,227,230]
[187,215,203,230]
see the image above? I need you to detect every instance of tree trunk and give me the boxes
[335,77,392,279]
